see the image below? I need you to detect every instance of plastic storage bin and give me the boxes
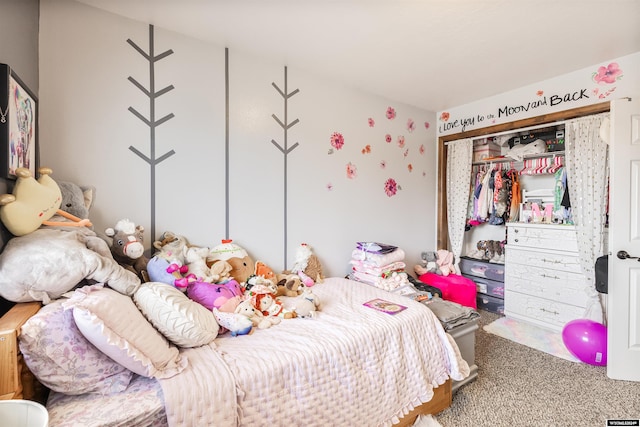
[0,400,48,427]
[476,293,505,314]
[467,276,504,299]
[459,257,505,282]
[449,319,479,392]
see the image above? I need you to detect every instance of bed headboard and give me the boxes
[0,205,47,403]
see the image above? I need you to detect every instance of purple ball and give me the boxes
[562,319,607,366]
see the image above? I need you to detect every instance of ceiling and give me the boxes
[75,0,640,112]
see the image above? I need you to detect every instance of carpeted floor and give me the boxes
[435,310,640,427]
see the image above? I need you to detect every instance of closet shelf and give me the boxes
[472,151,565,166]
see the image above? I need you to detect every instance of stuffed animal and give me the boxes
[290,288,320,319]
[185,246,217,283]
[104,219,149,282]
[275,274,304,297]
[56,180,96,226]
[234,299,279,329]
[245,274,278,294]
[246,283,295,319]
[0,167,91,236]
[153,231,190,268]
[210,260,233,283]
[417,251,441,275]
[289,243,324,286]
[207,239,255,285]
[254,260,278,284]
[436,249,455,276]
[187,279,243,313]
[212,308,253,337]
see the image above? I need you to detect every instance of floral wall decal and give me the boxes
[368,118,375,127]
[397,135,405,148]
[346,162,357,179]
[361,144,371,154]
[385,134,392,143]
[440,111,450,122]
[407,164,413,172]
[384,178,399,197]
[386,106,396,120]
[593,62,623,84]
[330,131,345,150]
[424,121,430,129]
[380,160,386,169]
[419,144,425,155]
[407,118,415,132]
[592,62,623,99]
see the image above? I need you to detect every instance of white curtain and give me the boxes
[446,138,473,274]
[565,113,610,324]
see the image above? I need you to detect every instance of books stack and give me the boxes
[348,242,411,292]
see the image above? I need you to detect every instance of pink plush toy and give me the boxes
[187,279,243,313]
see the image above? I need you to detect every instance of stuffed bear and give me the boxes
[207,239,255,285]
[104,219,149,282]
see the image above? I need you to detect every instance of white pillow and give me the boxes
[134,282,219,348]
[68,285,187,379]
[19,299,133,395]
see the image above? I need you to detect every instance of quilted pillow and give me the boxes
[68,284,187,379]
[18,299,133,395]
[134,282,220,348]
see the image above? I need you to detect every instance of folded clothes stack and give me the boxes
[347,242,411,291]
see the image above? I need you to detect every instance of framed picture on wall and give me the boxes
[0,63,38,180]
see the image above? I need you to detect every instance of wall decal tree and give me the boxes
[271,66,300,269]
[126,24,175,242]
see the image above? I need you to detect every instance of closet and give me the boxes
[436,102,610,330]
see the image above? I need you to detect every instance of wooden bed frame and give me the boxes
[0,301,452,425]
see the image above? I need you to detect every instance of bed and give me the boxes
[0,275,468,427]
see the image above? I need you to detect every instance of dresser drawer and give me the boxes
[507,224,577,252]
[505,290,584,331]
[505,247,582,274]
[505,274,589,308]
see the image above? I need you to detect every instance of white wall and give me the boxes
[38,0,438,277]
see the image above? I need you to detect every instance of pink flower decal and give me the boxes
[397,135,405,148]
[327,183,333,191]
[440,112,450,122]
[330,132,345,150]
[384,178,398,197]
[407,164,413,172]
[424,121,430,129]
[593,62,622,84]
[368,118,375,127]
[385,134,392,143]
[403,148,409,158]
[380,160,386,169]
[386,107,396,120]
[537,90,544,96]
[361,144,371,154]
[407,118,415,133]
[346,162,357,179]
[419,144,425,155]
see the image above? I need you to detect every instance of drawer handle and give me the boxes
[540,308,559,315]
[541,273,560,279]
[541,259,561,264]
[514,238,519,243]
[514,229,519,233]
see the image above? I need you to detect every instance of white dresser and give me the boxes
[505,222,588,332]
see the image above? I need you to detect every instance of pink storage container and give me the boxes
[418,272,477,309]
